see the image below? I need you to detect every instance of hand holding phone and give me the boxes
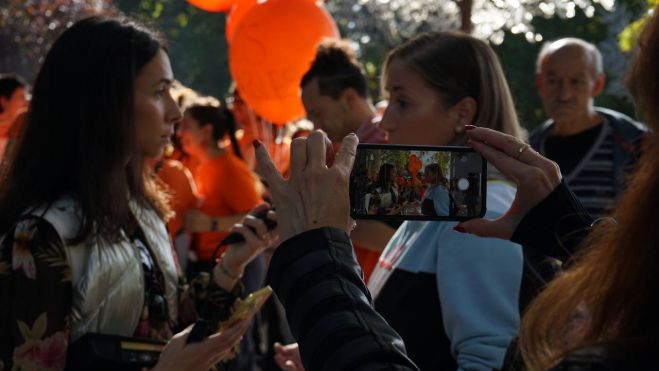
[186,286,273,345]
[350,144,487,222]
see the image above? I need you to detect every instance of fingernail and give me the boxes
[453,225,466,233]
[252,140,262,149]
[465,125,476,131]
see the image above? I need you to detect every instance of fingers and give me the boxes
[333,133,358,175]
[255,140,285,190]
[231,224,267,249]
[325,135,336,167]
[455,217,515,240]
[242,215,269,241]
[248,203,270,217]
[289,138,307,181]
[467,127,556,171]
[468,140,527,183]
[306,131,328,169]
[204,319,251,364]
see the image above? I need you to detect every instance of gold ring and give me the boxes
[513,143,529,160]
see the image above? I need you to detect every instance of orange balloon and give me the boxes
[226,0,258,42]
[226,0,319,43]
[229,0,340,124]
[187,0,235,12]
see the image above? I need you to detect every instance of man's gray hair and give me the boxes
[536,37,603,77]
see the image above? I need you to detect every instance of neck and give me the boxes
[552,108,602,136]
[202,144,225,160]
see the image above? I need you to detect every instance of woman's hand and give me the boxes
[274,342,305,371]
[152,319,251,371]
[455,126,562,239]
[255,131,358,243]
[214,203,276,290]
[184,210,212,233]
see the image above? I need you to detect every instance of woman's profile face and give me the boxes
[380,58,458,146]
[133,49,182,158]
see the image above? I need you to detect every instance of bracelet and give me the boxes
[219,256,243,280]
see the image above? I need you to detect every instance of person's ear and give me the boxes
[202,123,214,142]
[339,88,358,110]
[535,74,545,97]
[591,73,606,97]
[452,96,477,127]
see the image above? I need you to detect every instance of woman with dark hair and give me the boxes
[0,16,272,370]
[178,104,263,273]
[365,163,399,215]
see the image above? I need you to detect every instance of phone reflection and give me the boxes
[350,146,484,219]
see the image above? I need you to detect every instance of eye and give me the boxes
[396,99,407,109]
[155,85,170,97]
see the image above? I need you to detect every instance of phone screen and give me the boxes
[350,144,487,221]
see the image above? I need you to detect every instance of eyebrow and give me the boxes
[387,85,405,93]
[152,78,174,87]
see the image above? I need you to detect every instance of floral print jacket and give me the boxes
[0,217,239,371]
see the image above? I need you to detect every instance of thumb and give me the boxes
[455,217,514,240]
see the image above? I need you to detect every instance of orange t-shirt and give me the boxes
[193,152,262,261]
[155,159,198,237]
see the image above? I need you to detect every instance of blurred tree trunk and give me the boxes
[456,0,474,33]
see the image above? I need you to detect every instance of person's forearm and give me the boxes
[267,228,419,371]
[511,181,594,262]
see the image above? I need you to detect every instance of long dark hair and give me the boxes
[185,104,243,159]
[0,16,170,244]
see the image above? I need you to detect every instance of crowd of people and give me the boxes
[0,4,658,371]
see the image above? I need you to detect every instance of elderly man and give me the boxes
[530,38,646,216]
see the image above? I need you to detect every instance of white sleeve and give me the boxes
[436,231,523,370]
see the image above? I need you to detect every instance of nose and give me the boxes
[166,93,183,126]
[379,106,396,133]
[557,81,572,101]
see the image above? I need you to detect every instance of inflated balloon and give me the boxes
[225,0,258,42]
[229,0,340,124]
[226,0,319,43]
[187,0,235,12]
[408,154,422,179]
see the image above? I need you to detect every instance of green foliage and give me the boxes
[114,0,232,99]
[619,0,658,52]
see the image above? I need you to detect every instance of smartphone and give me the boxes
[349,144,487,221]
[186,286,273,344]
[221,285,273,330]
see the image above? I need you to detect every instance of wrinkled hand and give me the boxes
[274,342,305,371]
[455,126,562,239]
[152,319,251,371]
[184,209,212,233]
[219,203,277,279]
[255,131,358,243]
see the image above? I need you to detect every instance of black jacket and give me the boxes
[267,227,419,371]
